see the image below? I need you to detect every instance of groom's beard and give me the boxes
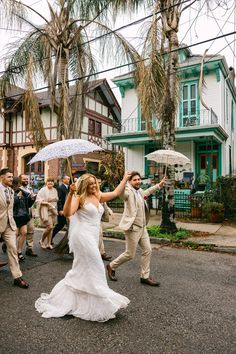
[133,186,140,190]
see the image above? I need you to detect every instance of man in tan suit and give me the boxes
[0,168,29,288]
[107,171,165,286]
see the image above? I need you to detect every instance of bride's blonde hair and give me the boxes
[76,173,99,208]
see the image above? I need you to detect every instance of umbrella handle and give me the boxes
[164,165,167,177]
[62,136,73,182]
[66,157,73,182]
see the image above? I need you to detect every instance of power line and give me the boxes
[207,1,236,53]
[4,27,236,102]
[0,0,194,75]
[208,3,236,60]
[180,0,207,44]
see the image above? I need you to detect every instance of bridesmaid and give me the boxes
[36,178,58,249]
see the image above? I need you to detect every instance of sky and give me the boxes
[0,0,235,102]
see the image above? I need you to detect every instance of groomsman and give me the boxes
[107,171,166,286]
[0,168,29,288]
[51,175,70,243]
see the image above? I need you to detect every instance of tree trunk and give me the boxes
[160,21,179,233]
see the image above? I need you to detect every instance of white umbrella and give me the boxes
[145,149,191,176]
[28,139,103,179]
[28,139,103,164]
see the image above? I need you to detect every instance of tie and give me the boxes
[5,188,10,205]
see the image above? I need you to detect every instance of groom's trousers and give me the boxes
[110,225,152,279]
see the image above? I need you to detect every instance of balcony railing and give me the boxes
[120,109,218,133]
[182,108,218,127]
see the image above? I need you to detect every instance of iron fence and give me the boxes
[108,193,207,220]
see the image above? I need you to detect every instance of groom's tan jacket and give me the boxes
[119,183,160,231]
[0,184,16,233]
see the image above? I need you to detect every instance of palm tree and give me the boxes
[0,0,141,149]
[135,0,222,232]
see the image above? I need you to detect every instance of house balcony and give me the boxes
[105,107,228,147]
[120,109,218,133]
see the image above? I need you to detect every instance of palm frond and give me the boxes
[135,6,167,137]
[23,55,48,150]
[0,0,26,28]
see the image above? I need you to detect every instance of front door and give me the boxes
[199,153,219,183]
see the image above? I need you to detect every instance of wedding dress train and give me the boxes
[35,202,129,322]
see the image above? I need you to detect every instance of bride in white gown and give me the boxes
[35,172,131,322]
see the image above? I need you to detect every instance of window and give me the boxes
[88,119,101,137]
[181,81,199,127]
[88,119,95,134]
[95,121,101,136]
[38,161,42,173]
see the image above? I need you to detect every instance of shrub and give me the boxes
[147,225,190,240]
[204,201,224,213]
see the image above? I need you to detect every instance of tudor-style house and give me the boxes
[106,47,236,188]
[0,79,120,187]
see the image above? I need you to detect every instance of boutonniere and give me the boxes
[144,195,148,200]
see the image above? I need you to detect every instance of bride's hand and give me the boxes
[69,183,77,195]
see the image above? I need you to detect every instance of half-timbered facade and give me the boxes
[0,79,120,186]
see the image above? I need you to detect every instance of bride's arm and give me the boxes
[100,172,131,203]
[63,184,80,217]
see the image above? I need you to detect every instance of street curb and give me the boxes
[103,230,236,254]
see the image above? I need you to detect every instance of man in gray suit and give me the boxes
[107,171,166,286]
[0,168,29,288]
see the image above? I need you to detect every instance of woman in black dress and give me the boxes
[13,177,33,261]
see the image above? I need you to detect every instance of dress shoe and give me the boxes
[18,253,25,262]
[2,243,7,253]
[140,278,160,287]
[106,264,117,281]
[26,249,38,257]
[101,253,112,261]
[0,261,7,268]
[13,277,29,289]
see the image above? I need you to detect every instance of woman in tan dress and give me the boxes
[36,178,58,249]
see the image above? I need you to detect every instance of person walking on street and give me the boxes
[35,172,131,321]
[107,171,166,287]
[51,175,70,245]
[36,178,58,249]
[19,174,37,257]
[13,177,32,261]
[0,168,29,288]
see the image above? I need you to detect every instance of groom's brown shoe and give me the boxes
[140,278,160,287]
[101,253,112,261]
[107,264,117,281]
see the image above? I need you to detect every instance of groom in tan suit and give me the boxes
[107,171,165,286]
[0,168,29,288]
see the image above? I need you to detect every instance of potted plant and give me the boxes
[206,202,225,223]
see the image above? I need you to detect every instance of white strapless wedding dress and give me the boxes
[35,202,129,322]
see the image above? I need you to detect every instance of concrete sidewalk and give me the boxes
[102,210,236,252]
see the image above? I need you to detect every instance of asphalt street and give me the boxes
[0,230,236,354]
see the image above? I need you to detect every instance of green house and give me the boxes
[106,47,236,185]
